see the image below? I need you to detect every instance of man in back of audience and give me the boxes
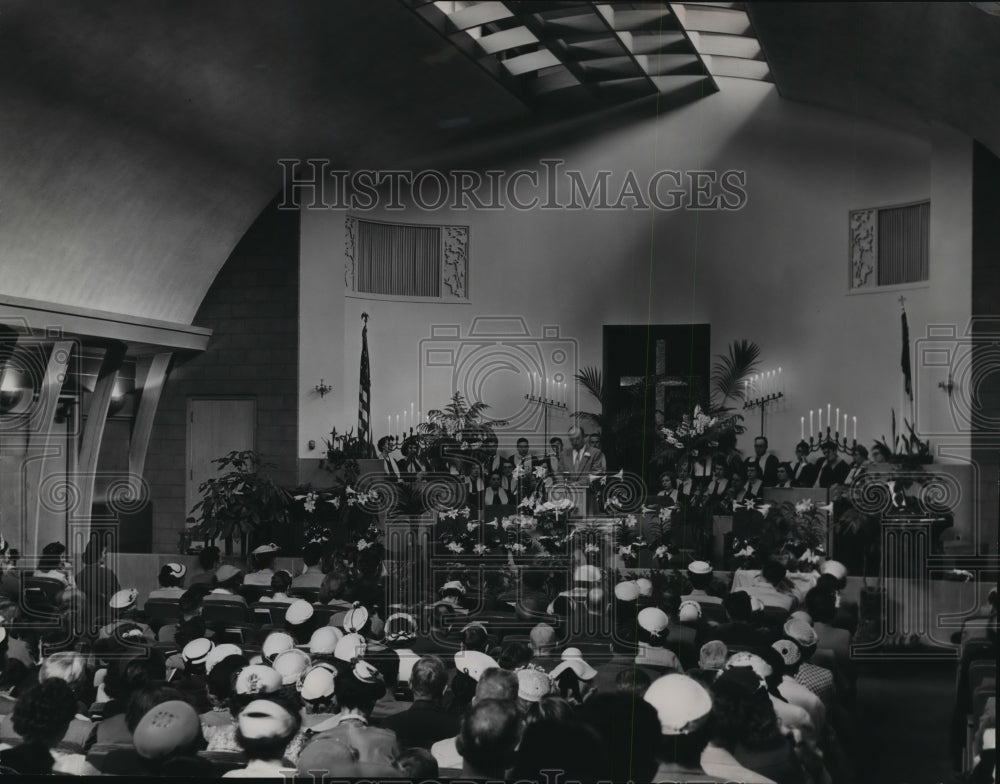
[380,656,458,750]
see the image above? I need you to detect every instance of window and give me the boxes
[345,217,469,300]
[850,201,930,290]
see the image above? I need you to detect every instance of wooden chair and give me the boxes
[201,600,251,624]
[143,599,182,625]
[238,585,273,605]
[251,603,288,626]
[288,586,320,603]
[24,576,66,602]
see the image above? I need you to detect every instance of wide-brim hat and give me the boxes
[783,617,818,647]
[273,648,312,685]
[548,648,597,681]
[574,564,601,583]
[821,560,848,581]
[772,639,802,667]
[634,578,653,597]
[238,698,296,740]
[181,637,214,666]
[678,601,702,622]
[262,631,295,661]
[342,603,369,633]
[109,588,138,610]
[252,543,280,556]
[298,664,336,701]
[383,612,417,644]
[687,560,713,575]
[333,633,367,663]
[614,581,641,602]
[454,650,498,681]
[637,607,669,635]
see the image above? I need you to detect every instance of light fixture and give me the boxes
[0,367,26,414]
[314,379,332,398]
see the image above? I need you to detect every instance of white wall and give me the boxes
[299,80,972,503]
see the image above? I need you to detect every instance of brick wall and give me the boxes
[145,199,299,553]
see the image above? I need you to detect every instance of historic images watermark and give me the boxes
[277,158,749,212]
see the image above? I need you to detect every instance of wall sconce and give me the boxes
[314,379,332,398]
[938,373,955,397]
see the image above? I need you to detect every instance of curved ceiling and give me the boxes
[748,2,1000,157]
[0,0,525,324]
[0,1,996,326]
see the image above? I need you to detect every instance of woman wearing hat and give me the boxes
[149,563,187,600]
[243,544,280,587]
[34,542,72,586]
[635,607,684,672]
[99,589,155,643]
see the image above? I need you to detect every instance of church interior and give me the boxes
[0,2,997,782]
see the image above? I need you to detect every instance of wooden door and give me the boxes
[185,398,256,525]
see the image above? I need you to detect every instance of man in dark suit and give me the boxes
[751,436,780,486]
[378,435,403,482]
[814,442,850,488]
[397,437,427,478]
[775,462,795,488]
[380,656,459,750]
[791,440,818,487]
[479,435,506,476]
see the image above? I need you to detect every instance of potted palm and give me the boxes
[189,450,292,555]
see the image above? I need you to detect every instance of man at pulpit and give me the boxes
[483,472,510,507]
[791,441,817,488]
[558,426,606,485]
[397,437,427,478]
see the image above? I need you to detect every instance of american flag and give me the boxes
[358,313,373,455]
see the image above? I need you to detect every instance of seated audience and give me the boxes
[261,570,294,603]
[204,564,248,604]
[243,543,280,587]
[34,541,71,586]
[224,694,300,778]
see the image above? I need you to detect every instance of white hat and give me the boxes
[309,626,344,656]
[205,643,243,674]
[783,618,818,647]
[687,560,713,575]
[440,580,466,595]
[637,607,669,636]
[181,638,214,666]
[516,667,554,702]
[726,651,772,679]
[238,698,295,740]
[573,565,601,584]
[352,659,383,686]
[252,543,280,555]
[548,648,597,681]
[214,564,242,584]
[588,587,604,604]
[634,578,653,597]
[165,562,187,579]
[285,599,315,626]
[334,632,367,663]
[235,664,283,695]
[273,648,312,685]
[678,601,702,623]
[643,674,713,735]
[747,594,765,613]
[342,603,369,633]
[298,664,336,701]
[789,609,813,625]
[614,581,640,602]
[262,631,296,661]
[772,639,802,667]
[821,560,848,581]
[109,588,138,610]
[453,650,499,682]
[384,613,418,644]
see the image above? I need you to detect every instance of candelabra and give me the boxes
[743,390,783,438]
[803,429,856,455]
[525,392,568,459]
[801,407,858,454]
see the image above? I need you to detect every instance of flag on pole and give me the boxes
[901,305,913,400]
[358,313,372,454]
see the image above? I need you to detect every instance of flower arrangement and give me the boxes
[727,499,832,571]
[322,427,373,466]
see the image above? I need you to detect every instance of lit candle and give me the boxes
[744,379,748,398]
[800,417,804,440]
[410,402,415,425]
[403,410,408,431]
[417,410,422,426]
[853,416,857,441]
[387,414,391,433]
[778,367,782,395]
[809,410,814,436]
[843,413,848,435]
[835,408,840,435]
[395,414,399,434]
[826,403,831,432]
